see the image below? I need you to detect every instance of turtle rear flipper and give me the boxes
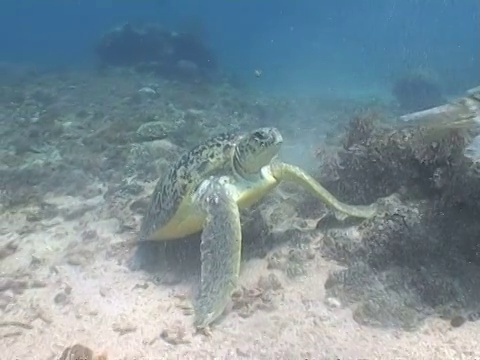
[270,160,377,219]
[128,239,168,273]
[193,177,242,330]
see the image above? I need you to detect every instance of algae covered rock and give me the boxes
[136,121,168,141]
[318,86,480,330]
[125,138,182,180]
[392,67,445,112]
[95,23,217,82]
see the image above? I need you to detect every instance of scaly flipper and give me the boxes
[270,160,377,219]
[192,177,242,330]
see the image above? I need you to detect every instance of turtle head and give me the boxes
[233,127,283,175]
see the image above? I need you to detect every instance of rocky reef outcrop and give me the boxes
[317,87,480,330]
[95,23,217,82]
[392,67,445,112]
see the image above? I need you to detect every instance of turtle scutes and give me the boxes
[138,128,282,242]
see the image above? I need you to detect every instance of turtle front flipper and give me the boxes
[192,177,242,330]
[270,160,377,219]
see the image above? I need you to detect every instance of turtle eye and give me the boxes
[253,131,268,141]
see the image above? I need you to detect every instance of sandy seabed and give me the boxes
[0,190,479,360]
[0,70,478,360]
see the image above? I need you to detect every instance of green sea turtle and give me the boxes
[138,127,378,330]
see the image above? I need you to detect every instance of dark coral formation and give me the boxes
[321,109,473,205]
[392,68,445,112]
[95,23,217,82]
[318,106,480,330]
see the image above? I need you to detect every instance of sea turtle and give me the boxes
[137,127,379,330]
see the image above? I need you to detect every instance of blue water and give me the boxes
[1,0,478,97]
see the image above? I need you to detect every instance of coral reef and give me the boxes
[317,88,480,330]
[95,23,217,82]
[392,67,445,112]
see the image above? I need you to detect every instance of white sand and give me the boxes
[0,190,478,360]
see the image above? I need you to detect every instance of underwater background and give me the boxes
[1,0,478,96]
[1,1,480,359]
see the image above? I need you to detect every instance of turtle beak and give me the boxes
[271,128,283,145]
